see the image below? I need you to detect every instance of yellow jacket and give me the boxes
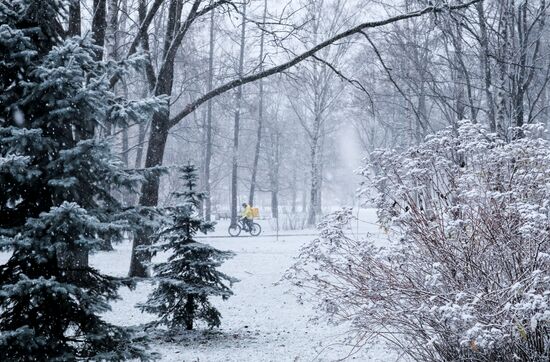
[241,204,254,219]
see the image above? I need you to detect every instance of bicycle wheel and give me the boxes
[249,222,262,236]
[228,223,242,237]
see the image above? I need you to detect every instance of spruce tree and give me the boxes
[139,164,237,331]
[0,1,160,360]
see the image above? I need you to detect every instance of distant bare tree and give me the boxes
[249,0,268,208]
[230,1,247,227]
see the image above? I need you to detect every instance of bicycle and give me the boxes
[228,218,261,237]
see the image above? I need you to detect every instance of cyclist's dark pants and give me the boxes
[243,218,253,231]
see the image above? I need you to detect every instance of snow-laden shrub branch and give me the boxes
[286,122,550,361]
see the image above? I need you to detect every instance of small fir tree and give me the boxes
[0,1,162,360]
[140,164,237,330]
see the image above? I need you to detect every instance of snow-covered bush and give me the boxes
[286,122,550,361]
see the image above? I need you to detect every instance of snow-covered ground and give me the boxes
[3,209,399,361]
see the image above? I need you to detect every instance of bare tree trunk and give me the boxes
[204,9,216,222]
[306,17,323,227]
[513,0,545,130]
[92,0,107,60]
[62,0,88,278]
[134,0,150,171]
[417,83,427,140]
[230,1,247,226]
[514,1,527,129]
[104,0,120,139]
[453,22,466,122]
[130,0,183,277]
[248,0,268,207]
[184,296,194,330]
[119,0,129,168]
[307,163,319,226]
[138,0,157,89]
[121,80,130,170]
[269,130,280,218]
[291,167,297,213]
[135,123,147,169]
[496,0,510,137]
[129,113,170,277]
[301,175,307,213]
[307,120,320,226]
[541,83,549,125]
[121,129,129,165]
[476,1,496,132]
[316,134,324,216]
[106,0,118,60]
[271,185,279,218]
[68,0,81,37]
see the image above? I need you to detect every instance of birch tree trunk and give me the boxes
[496,0,510,137]
[249,0,268,207]
[103,0,119,138]
[119,0,129,167]
[270,131,280,219]
[230,1,247,226]
[307,114,321,226]
[302,176,307,213]
[135,122,147,169]
[134,0,151,171]
[291,166,297,213]
[106,0,118,60]
[453,22,466,122]
[204,9,216,222]
[476,1,496,132]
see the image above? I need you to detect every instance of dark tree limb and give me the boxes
[127,0,165,57]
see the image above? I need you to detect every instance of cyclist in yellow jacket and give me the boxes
[241,203,254,231]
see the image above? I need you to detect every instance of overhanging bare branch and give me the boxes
[168,0,481,129]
